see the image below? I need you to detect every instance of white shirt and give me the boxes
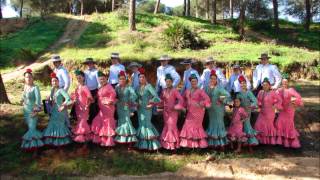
[54,65,71,92]
[131,71,140,90]
[108,63,125,84]
[85,68,100,90]
[156,64,181,91]
[227,73,251,93]
[253,64,282,89]
[181,67,201,93]
[200,67,227,88]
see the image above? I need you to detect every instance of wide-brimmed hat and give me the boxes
[111,52,120,59]
[205,57,216,64]
[233,64,240,69]
[51,54,62,62]
[180,58,194,65]
[158,55,172,61]
[82,57,96,64]
[258,53,271,59]
[128,62,142,69]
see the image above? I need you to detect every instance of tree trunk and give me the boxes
[195,0,199,18]
[104,0,107,11]
[229,0,233,19]
[0,4,3,19]
[0,74,10,104]
[112,0,115,11]
[129,0,136,31]
[154,0,160,14]
[19,0,24,18]
[305,0,311,31]
[183,0,186,16]
[211,0,216,24]
[186,0,190,16]
[272,0,279,31]
[239,0,247,40]
[206,0,210,20]
[68,1,72,14]
[80,0,84,16]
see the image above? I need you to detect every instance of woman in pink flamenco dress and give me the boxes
[254,78,282,145]
[91,71,117,147]
[158,74,185,150]
[227,98,248,153]
[71,70,93,152]
[180,73,211,148]
[275,74,303,148]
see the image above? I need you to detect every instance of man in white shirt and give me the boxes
[128,62,142,90]
[180,58,201,94]
[83,57,100,124]
[253,53,282,95]
[52,54,71,92]
[227,64,251,98]
[108,52,125,88]
[84,58,100,91]
[156,55,181,95]
[200,57,227,89]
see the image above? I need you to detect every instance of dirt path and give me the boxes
[86,157,319,180]
[2,16,89,83]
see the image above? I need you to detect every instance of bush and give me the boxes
[162,21,207,50]
[249,20,272,31]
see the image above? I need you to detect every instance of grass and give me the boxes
[55,12,319,68]
[246,19,320,51]
[1,12,319,72]
[0,14,69,69]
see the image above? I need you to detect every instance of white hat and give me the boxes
[233,64,240,69]
[128,62,142,68]
[205,57,216,63]
[158,55,172,61]
[111,52,120,59]
[51,54,62,62]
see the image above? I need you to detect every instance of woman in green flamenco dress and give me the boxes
[115,70,138,149]
[43,72,72,149]
[236,75,259,152]
[21,69,44,153]
[134,68,161,151]
[205,69,231,150]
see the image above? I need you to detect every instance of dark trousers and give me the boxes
[253,85,262,97]
[88,89,99,125]
[230,90,240,100]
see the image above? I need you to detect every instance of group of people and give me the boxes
[20,52,303,155]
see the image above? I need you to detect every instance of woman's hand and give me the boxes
[58,105,66,112]
[102,98,113,105]
[146,104,153,109]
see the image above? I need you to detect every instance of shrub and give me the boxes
[162,21,207,50]
[15,48,37,65]
[249,20,272,31]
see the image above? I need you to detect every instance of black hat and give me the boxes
[82,57,96,64]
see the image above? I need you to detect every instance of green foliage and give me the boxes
[162,21,207,50]
[252,20,320,50]
[137,0,166,14]
[248,20,273,31]
[0,14,68,67]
